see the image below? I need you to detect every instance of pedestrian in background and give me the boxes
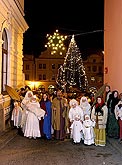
[107,90,120,138]
[104,85,112,105]
[91,96,108,146]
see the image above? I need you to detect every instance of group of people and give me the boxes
[104,85,122,143]
[11,84,122,147]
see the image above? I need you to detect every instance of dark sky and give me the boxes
[23,0,104,57]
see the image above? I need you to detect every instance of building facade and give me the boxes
[23,49,104,92]
[0,0,28,132]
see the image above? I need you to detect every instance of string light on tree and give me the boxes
[56,35,88,92]
[45,29,67,55]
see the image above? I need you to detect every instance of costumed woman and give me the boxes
[24,95,45,139]
[107,90,120,138]
[39,92,52,140]
[21,90,33,134]
[91,96,108,146]
[80,96,91,117]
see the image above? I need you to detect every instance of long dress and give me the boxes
[24,100,45,139]
[11,102,22,128]
[107,91,120,138]
[40,100,52,139]
[69,103,84,142]
[52,97,67,140]
[21,91,33,133]
[91,103,108,146]
[70,119,83,143]
[82,115,95,145]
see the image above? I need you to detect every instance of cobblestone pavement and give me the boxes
[0,129,122,165]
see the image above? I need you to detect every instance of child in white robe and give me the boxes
[11,101,22,128]
[82,114,95,145]
[70,114,83,143]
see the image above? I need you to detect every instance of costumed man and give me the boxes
[52,89,67,140]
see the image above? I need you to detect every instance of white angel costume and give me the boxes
[80,96,91,117]
[24,95,45,139]
[70,114,83,143]
[11,101,22,128]
[69,99,84,143]
[21,90,33,133]
[82,114,95,145]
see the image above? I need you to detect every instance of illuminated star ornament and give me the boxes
[45,29,67,55]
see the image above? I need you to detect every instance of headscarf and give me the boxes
[21,90,33,109]
[95,96,105,115]
[80,96,91,115]
[69,99,78,107]
[24,90,33,100]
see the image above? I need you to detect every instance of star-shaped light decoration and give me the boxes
[45,29,67,55]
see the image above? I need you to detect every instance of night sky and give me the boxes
[23,0,104,57]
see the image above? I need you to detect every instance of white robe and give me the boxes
[24,101,45,138]
[70,120,83,143]
[11,106,22,128]
[21,91,33,133]
[83,119,95,145]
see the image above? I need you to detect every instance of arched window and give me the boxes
[2,29,8,92]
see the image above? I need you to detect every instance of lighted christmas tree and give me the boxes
[56,35,88,92]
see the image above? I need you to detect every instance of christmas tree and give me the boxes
[56,35,88,92]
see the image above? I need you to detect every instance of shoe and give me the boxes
[33,137,36,139]
[118,138,122,143]
[29,136,32,139]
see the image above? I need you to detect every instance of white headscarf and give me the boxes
[69,99,78,107]
[80,96,91,116]
[24,90,33,100]
[21,90,33,109]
